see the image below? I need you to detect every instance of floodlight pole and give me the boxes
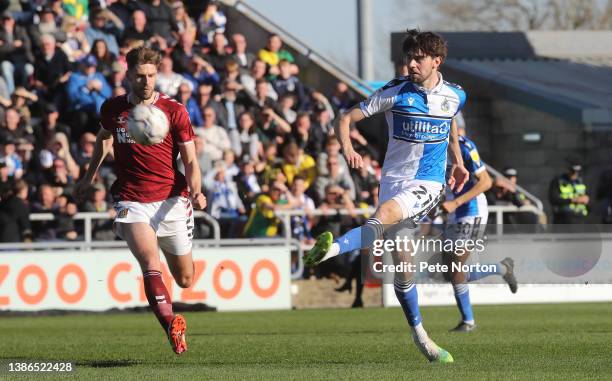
[357,0,374,81]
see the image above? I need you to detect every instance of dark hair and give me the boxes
[126,46,161,71]
[402,29,447,62]
[238,111,257,134]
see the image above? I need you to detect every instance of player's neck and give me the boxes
[418,71,441,90]
[128,91,158,106]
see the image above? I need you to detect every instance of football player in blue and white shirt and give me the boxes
[442,115,518,332]
[304,29,469,363]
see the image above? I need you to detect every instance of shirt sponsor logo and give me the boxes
[116,127,136,144]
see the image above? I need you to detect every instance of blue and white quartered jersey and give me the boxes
[359,73,466,184]
[447,135,488,218]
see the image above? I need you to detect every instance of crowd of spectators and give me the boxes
[0,0,381,245]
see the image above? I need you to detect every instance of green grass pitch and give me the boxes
[1,303,611,380]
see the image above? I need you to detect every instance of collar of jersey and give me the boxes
[413,72,444,95]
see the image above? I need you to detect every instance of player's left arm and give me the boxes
[447,118,469,192]
[179,142,207,210]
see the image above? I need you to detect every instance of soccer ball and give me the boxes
[127,104,169,145]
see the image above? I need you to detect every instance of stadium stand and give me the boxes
[0,0,377,249]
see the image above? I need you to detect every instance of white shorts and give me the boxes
[446,214,488,241]
[378,180,444,222]
[113,196,194,255]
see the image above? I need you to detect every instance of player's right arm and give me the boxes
[73,128,113,201]
[335,107,365,169]
[335,81,400,169]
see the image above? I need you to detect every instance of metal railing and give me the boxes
[275,204,546,240]
[29,211,221,243]
[486,164,544,211]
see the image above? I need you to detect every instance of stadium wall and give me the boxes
[0,248,291,312]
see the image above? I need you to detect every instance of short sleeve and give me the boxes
[452,87,467,115]
[462,142,485,175]
[359,81,403,117]
[172,104,195,144]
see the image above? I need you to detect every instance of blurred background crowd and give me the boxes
[0,0,384,244]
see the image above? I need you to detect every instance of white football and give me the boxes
[127,104,169,145]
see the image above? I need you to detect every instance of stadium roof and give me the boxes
[444,57,612,127]
[390,31,612,127]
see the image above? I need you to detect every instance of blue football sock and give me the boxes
[394,278,422,326]
[452,283,474,324]
[467,263,502,282]
[334,218,383,255]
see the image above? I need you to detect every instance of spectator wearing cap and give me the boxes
[230,33,255,70]
[33,103,71,148]
[60,15,90,63]
[272,59,306,110]
[156,55,186,97]
[0,11,35,94]
[492,167,529,208]
[176,81,203,127]
[549,162,589,224]
[0,179,32,243]
[138,0,178,44]
[197,0,226,47]
[28,6,67,48]
[199,106,230,161]
[85,8,120,57]
[33,34,72,103]
[66,54,112,136]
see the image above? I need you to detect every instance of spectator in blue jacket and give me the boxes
[176,81,203,127]
[66,54,112,137]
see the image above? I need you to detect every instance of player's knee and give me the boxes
[376,203,400,224]
[176,274,193,288]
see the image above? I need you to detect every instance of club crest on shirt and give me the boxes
[441,98,450,112]
[117,208,128,219]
